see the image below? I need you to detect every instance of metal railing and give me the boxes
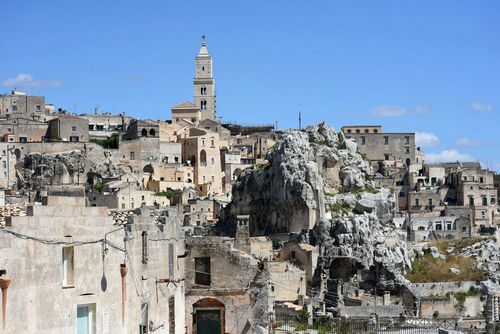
[271,312,484,334]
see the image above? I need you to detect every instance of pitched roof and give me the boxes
[172,101,198,109]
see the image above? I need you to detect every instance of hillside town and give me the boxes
[0,37,499,334]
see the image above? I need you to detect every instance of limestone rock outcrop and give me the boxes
[227,122,373,234]
[225,122,415,313]
[461,238,500,283]
[16,144,123,191]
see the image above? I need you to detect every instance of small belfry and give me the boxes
[193,35,216,121]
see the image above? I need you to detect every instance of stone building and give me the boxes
[449,168,498,229]
[186,198,216,223]
[184,235,269,334]
[171,102,201,126]
[0,90,46,120]
[146,164,194,192]
[0,117,48,143]
[0,192,185,333]
[341,125,416,167]
[46,114,89,142]
[179,128,223,195]
[123,119,159,140]
[266,261,306,304]
[87,179,170,209]
[278,241,319,286]
[79,112,133,139]
[408,216,470,241]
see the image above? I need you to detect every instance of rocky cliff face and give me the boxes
[226,122,415,312]
[16,144,122,191]
[228,122,373,234]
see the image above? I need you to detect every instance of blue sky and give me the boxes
[1,1,499,170]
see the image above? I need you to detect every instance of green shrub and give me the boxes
[90,133,119,149]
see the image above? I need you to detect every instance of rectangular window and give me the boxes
[72,126,77,131]
[70,136,79,142]
[384,154,390,161]
[482,196,488,206]
[142,232,148,264]
[19,137,27,143]
[130,152,135,160]
[62,246,75,287]
[36,105,41,112]
[492,197,496,205]
[415,198,420,207]
[384,136,389,145]
[405,147,410,154]
[469,196,474,206]
[361,136,366,145]
[12,105,17,111]
[428,198,433,207]
[77,304,96,334]
[194,257,211,285]
[168,243,175,279]
[405,136,410,144]
[169,297,175,333]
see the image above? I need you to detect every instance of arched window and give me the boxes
[201,100,207,110]
[200,150,207,165]
[149,128,156,136]
[141,129,148,137]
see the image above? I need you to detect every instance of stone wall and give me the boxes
[0,196,185,334]
[412,281,479,297]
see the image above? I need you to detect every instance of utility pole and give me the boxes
[299,111,302,130]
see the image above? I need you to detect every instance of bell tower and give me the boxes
[194,35,216,121]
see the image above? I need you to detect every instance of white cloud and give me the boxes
[414,105,431,114]
[2,73,61,88]
[455,137,480,147]
[370,105,407,117]
[425,150,476,163]
[470,102,492,112]
[415,132,439,147]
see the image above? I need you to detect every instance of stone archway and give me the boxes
[193,298,225,334]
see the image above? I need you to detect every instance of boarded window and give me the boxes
[169,297,175,332]
[142,232,148,264]
[194,257,211,285]
[63,246,74,287]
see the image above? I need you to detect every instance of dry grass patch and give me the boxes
[406,253,486,283]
